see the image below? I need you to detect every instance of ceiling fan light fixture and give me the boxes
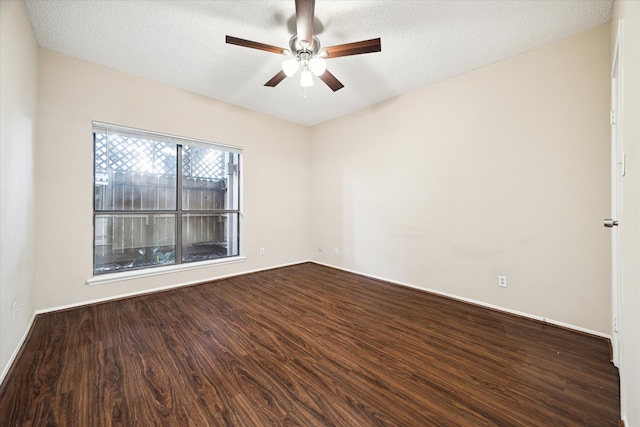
[300,67,314,87]
[282,58,300,77]
[309,56,326,76]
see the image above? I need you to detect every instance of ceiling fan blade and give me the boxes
[265,70,288,87]
[226,35,285,55]
[318,70,344,92]
[295,0,315,46]
[323,38,382,58]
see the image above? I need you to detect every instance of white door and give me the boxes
[607,25,624,367]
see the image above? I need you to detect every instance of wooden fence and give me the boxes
[95,171,230,265]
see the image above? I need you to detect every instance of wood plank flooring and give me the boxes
[0,262,620,426]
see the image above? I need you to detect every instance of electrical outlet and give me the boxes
[333,247,339,255]
[498,276,507,288]
[259,248,265,256]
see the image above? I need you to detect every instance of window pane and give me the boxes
[94,133,177,211]
[181,213,239,262]
[182,146,238,210]
[93,123,242,276]
[94,213,176,273]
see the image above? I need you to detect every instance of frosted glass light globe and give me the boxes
[282,58,300,77]
[309,57,327,76]
[300,67,314,87]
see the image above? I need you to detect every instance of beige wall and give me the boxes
[0,0,39,380]
[611,2,640,425]
[34,50,311,310]
[311,24,612,335]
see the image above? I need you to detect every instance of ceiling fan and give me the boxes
[226,0,381,92]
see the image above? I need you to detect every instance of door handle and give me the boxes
[604,219,619,228]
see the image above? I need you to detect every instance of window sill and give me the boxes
[86,256,247,286]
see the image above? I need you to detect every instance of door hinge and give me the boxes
[610,110,617,125]
[613,316,619,333]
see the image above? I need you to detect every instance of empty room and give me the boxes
[1,0,638,425]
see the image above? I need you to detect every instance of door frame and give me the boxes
[610,21,624,367]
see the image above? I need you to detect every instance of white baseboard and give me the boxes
[312,261,611,340]
[2,261,306,387]
[0,311,37,385]
[36,260,307,315]
[3,259,610,388]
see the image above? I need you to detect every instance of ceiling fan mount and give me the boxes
[226,0,381,92]
[287,35,322,57]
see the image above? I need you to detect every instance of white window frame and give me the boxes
[89,122,244,285]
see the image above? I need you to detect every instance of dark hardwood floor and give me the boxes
[0,262,620,426]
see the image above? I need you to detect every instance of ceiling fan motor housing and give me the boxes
[289,35,322,57]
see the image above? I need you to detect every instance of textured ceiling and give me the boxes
[24,0,612,126]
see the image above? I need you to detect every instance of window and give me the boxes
[93,122,241,275]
